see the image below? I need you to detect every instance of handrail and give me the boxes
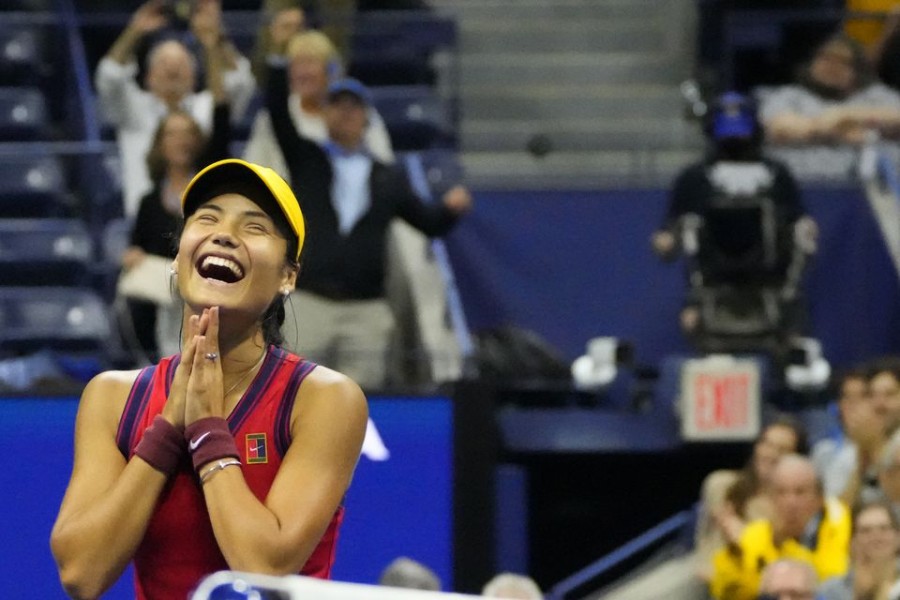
[877,148,900,198]
[874,147,900,277]
[403,152,477,371]
[545,507,695,600]
[56,0,102,144]
[0,140,113,155]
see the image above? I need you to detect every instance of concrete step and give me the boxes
[431,0,677,22]
[459,18,675,52]
[460,117,705,153]
[458,52,691,86]
[460,83,687,121]
[458,148,702,189]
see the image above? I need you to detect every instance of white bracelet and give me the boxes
[200,458,241,484]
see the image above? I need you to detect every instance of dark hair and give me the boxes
[145,110,206,184]
[867,355,900,383]
[767,413,809,455]
[802,32,872,93]
[726,414,809,515]
[827,364,869,398]
[260,255,302,348]
[851,497,900,534]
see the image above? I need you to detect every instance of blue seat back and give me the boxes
[0,287,113,355]
[0,86,48,140]
[0,219,94,286]
[0,154,70,217]
[369,85,454,151]
[0,26,44,86]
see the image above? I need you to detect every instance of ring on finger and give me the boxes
[204,352,219,361]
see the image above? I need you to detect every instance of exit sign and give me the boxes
[680,357,761,441]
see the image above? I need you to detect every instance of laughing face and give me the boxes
[175,193,297,318]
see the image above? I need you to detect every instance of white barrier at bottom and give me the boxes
[191,571,481,600]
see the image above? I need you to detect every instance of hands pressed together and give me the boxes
[163,306,228,430]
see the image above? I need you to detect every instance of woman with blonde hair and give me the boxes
[243,27,394,177]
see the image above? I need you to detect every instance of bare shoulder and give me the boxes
[84,368,141,397]
[701,469,740,503]
[78,368,143,418]
[291,364,368,424]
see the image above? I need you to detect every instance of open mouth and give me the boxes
[196,254,245,284]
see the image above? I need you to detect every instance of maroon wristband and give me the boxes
[134,415,184,476]
[184,417,240,472]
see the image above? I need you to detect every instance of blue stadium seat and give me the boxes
[102,217,132,268]
[98,217,132,301]
[0,26,44,87]
[419,148,465,198]
[369,85,455,151]
[0,219,94,287]
[0,286,115,356]
[0,0,53,9]
[0,154,71,217]
[349,12,457,86]
[0,86,49,140]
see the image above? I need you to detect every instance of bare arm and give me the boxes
[104,0,168,66]
[49,371,168,600]
[193,0,256,119]
[51,316,202,599]
[766,106,900,145]
[869,9,900,69]
[203,369,367,572]
[183,310,368,573]
[192,0,227,104]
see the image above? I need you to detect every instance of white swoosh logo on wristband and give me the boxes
[189,431,211,451]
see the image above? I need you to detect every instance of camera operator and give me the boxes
[651,91,818,339]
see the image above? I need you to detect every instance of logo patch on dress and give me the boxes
[246,433,268,464]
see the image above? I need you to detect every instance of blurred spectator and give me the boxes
[481,572,542,599]
[862,428,900,522]
[811,365,883,502]
[652,92,816,350]
[709,454,850,600]
[832,358,900,510]
[844,1,900,58]
[264,58,472,389]
[601,417,808,600]
[869,356,900,432]
[250,1,307,86]
[758,558,819,600]
[819,499,900,600]
[843,356,900,506]
[118,29,232,362]
[695,417,810,581]
[243,27,394,178]
[378,556,441,591]
[94,0,255,217]
[861,5,900,92]
[845,0,900,94]
[758,32,900,180]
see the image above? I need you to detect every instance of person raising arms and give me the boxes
[50,159,368,599]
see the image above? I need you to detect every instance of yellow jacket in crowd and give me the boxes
[709,498,851,600]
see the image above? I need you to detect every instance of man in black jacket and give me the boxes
[266,60,472,389]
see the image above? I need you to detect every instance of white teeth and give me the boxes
[201,255,243,278]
